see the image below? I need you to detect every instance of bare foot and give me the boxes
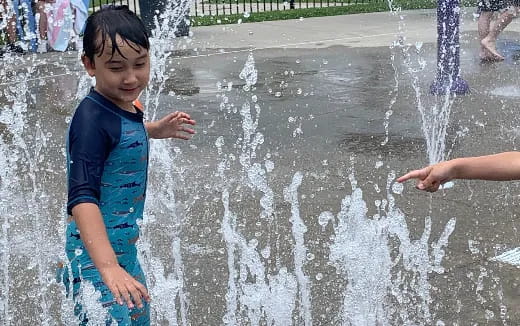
[481,37,505,61]
[479,46,491,60]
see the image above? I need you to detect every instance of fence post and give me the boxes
[430,0,469,95]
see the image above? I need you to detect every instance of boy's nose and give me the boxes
[123,71,138,84]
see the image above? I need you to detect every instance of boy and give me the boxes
[64,5,196,325]
[397,152,520,191]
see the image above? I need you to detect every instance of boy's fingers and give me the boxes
[109,284,123,305]
[134,281,150,301]
[165,112,179,121]
[129,286,143,309]
[177,118,196,126]
[175,134,191,140]
[121,290,134,309]
[182,127,196,134]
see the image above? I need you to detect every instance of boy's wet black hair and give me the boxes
[83,5,149,62]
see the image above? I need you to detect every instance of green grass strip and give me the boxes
[191,0,478,26]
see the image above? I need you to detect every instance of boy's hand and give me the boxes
[397,161,456,192]
[100,266,150,309]
[147,111,196,140]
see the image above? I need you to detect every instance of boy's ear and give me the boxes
[81,55,96,77]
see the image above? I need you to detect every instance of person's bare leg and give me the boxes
[0,0,17,43]
[478,11,494,59]
[481,6,517,60]
[36,1,48,40]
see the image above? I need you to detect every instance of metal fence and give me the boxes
[193,0,386,16]
[92,0,387,17]
[91,0,140,12]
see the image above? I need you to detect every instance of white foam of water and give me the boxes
[79,281,111,325]
[0,63,60,324]
[330,172,456,324]
[490,247,520,266]
[140,138,189,326]
[136,2,195,324]
[220,55,310,325]
[490,86,520,98]
[284,172,312,325]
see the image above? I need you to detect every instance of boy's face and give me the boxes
[82,34,150,111]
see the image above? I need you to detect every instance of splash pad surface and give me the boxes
[1,8,520,325]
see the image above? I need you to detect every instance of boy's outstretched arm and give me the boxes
[145,111,196,140]
[72,203,150,309]
[397,152,520,192]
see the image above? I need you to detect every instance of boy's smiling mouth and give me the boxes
[121,87,139,92]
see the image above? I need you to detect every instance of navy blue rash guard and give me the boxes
[67,89,148,218]
[66,88,149,253]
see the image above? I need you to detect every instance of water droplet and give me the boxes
[299,17,304,21]
[243,12,250,18]
[249,238,258,248]
[261,246,270,259]
[318,211,334,228]
[251,95,257,102]
[265,160,274,172]
[297,88,302,95]
[322,59,328,65]
[391,182,403,194]
[275,92,282,97]
[74,249,83,256]
[307,252,315,261]
[237,19,242,24]
[315,272,323,280]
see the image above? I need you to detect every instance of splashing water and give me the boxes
[217,55,311,325]
[0,3,505,325]
[385,0,456,164]
[329,172,455,324]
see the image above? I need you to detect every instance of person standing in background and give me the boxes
[478,0,519,61]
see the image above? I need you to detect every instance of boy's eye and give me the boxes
[135,62,145,67]
[109,66,123,71]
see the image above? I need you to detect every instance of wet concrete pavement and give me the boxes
[3,7,520,325]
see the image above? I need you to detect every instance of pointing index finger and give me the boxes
[396,168,429,183]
